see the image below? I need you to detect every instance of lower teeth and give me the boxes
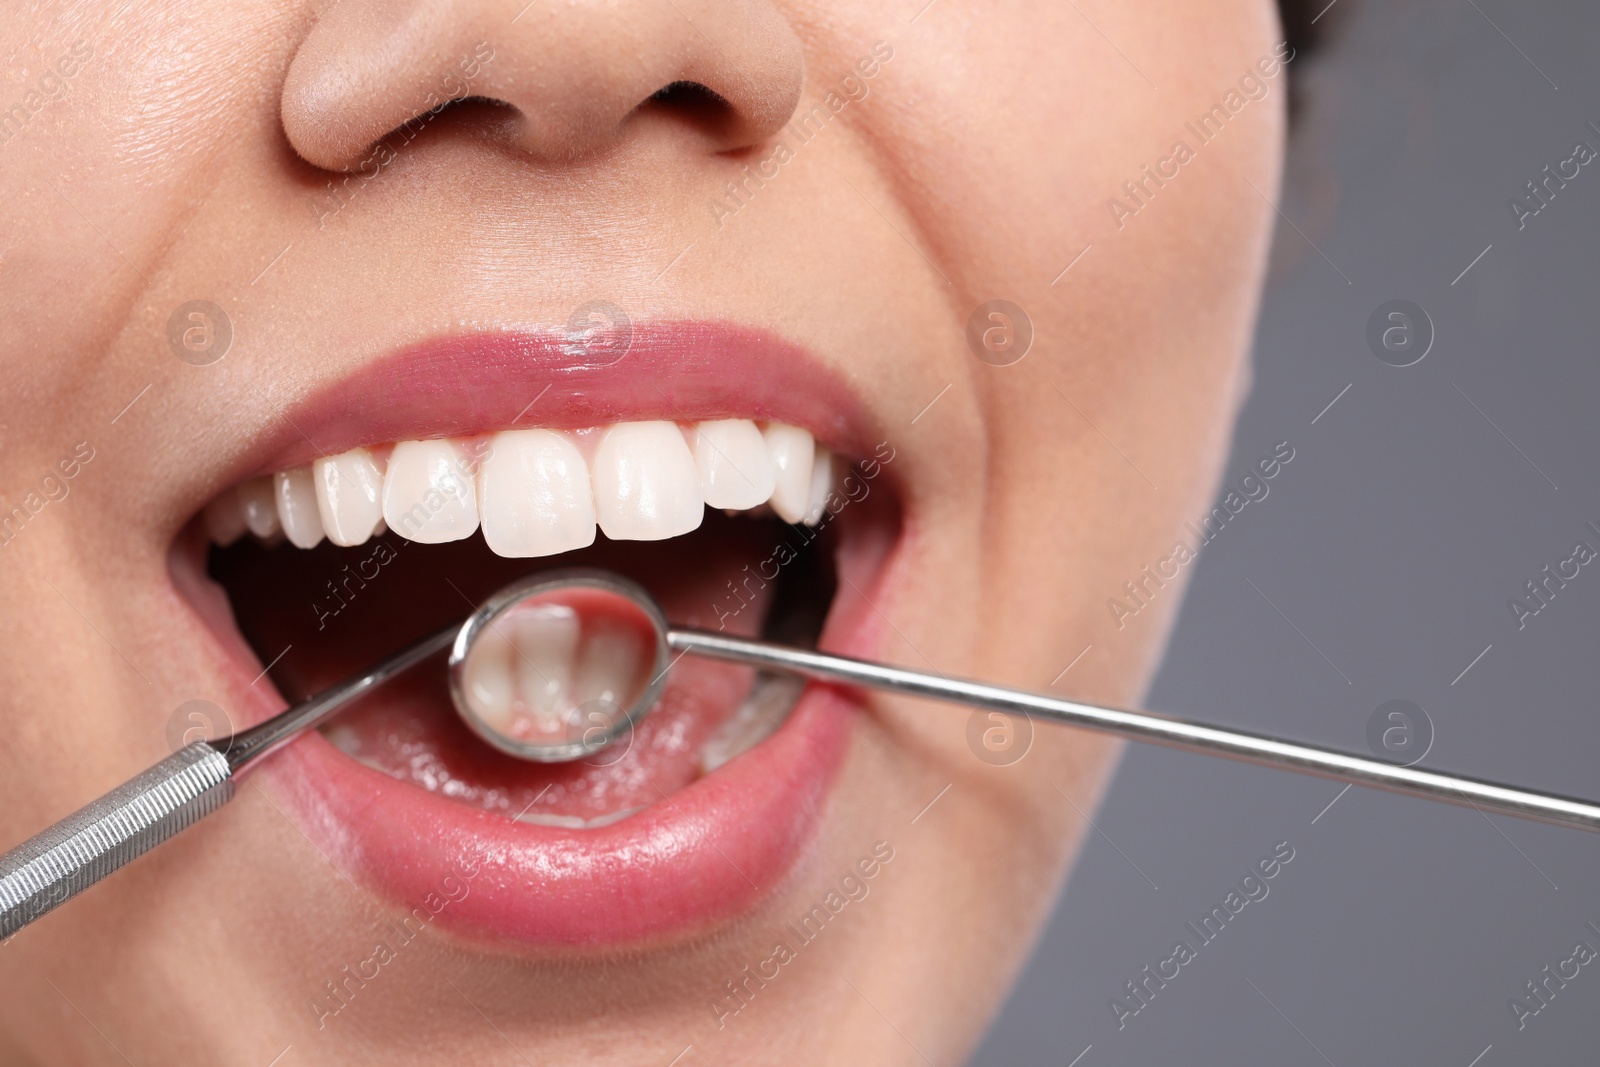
[291,508,833,829]
[697,672,805,773]
[321,670,806,830]
[514,807,643,830]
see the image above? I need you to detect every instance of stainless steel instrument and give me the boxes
[6,568,1598,940]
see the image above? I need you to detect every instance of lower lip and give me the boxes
[191,391,900,946]
[260,683,857,947]
[245,535,892,949]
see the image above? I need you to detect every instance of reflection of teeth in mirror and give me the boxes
[464,607,648,747]
[209,420,843,555]
[571,623,646,717]
[508,608,579,736]
[461,624,516,734]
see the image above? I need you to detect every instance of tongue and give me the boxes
[212,516,786,825]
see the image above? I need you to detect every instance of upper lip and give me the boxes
[236,321,882,480]
[183,318,901,948]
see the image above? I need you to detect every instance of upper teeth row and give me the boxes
[203,420,836,555]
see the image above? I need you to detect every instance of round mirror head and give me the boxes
[448,570,670,763]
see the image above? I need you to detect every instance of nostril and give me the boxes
[282,1,803,170]
[643,80,741,147]
[394,94,519,147]
[650,80,729,113]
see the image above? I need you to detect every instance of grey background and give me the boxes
[974,1,1600,1063]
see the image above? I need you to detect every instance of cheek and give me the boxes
[864,1,1282,631]
[0,1,287,412]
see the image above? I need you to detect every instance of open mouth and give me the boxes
[210,417,845,826]
[174,324,901,948]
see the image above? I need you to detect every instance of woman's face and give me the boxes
[0,0,1282,1062]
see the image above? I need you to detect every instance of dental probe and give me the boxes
[669,627,1600,833]
[7,568,1600,941]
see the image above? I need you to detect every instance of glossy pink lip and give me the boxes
[266,687,860,947]
[252,322,881,476]
[200,323,900,948]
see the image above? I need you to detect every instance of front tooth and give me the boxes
[478,429,597,558]
[313,447,384,547]
[571,621,646,729]
[202,486,247,546]
[591,421,704,540]
[694,419,777,510]
[238,476,281,539]
[513,807,643,830]
[509,606,580,735]
[275,468,325,548]
[462,623,516,734]
[803,447,834,527]
[382,439,480,543]
[762,423,815,523]
[513,811,589,830]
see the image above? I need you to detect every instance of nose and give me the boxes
[280,0,805,171]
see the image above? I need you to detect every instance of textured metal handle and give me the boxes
[0,742,234,938]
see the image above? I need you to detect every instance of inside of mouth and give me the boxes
[208,509,836,829]
[455,584,666,760]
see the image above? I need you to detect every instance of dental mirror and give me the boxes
[13,566,1600,941]
[448,571,669,763]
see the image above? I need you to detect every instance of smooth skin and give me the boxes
[0,0,1282,1063]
